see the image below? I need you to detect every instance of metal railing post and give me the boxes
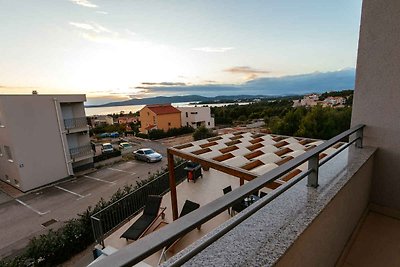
[307,154,319,187]
[355,127,363,148]
[100,221,105,248]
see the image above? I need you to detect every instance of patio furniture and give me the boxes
[184,161,203,182]
[158,200,201,264]
[243,195,261,208]
[120,195,166,241]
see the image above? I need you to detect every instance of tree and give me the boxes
[193,126,217,141]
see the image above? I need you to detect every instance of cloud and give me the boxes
[96,10,108,14]
[192,47,234,53]
[69,22,122,43]
[69,22,110,33]
[141,82,187,86]
[132,69,356,97]
[70,0,98,8]
[224,66,270,80]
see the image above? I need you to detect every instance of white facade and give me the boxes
[0,94,93,192]
[177,106,215,129]
[89,115,114,127]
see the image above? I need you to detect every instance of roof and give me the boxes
[171,131,346,187]
[145,104,181,115]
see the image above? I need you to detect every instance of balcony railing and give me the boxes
[93,124,365,267]
[69,144,93,160]
[91,162,187,247]
[63,117,88,130]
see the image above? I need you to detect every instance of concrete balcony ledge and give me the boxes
[163,146,376,267]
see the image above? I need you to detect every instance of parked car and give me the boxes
[119,142,133,150]
[134,148,163,162]
[98,133,110,138]
[110,132,119,138]
[101,143,114,154]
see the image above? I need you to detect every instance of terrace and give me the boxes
[90,1,400,265]
[90,129,355,266]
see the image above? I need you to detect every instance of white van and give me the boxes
[101,143,114,154]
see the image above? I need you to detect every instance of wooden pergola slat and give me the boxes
[167,147,258,220]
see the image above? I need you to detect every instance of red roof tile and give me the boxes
[146,104,181,115]
[145,124,156,130]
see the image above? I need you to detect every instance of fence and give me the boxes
[69,144,93,160]
[64,117,88,130]
[91,162,187,247]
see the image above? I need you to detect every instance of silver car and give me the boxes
[134,148,163,162]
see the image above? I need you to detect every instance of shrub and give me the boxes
[93,150,121,163]
[135,133,149,139]
[193,126,217,141]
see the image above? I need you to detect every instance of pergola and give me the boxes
[166,131,340,220]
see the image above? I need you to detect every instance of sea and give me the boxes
[84,102,251,116]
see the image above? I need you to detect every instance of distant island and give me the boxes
[86,94,288,108]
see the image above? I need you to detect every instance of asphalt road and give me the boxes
[0,139,168,259]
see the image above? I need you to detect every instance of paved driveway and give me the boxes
[0,139,168,259]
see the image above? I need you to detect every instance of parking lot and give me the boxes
[0,139,168,259]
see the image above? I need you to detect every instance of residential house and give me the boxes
[177,106,215,129]
[117,116,139,125]
[322,96,347,107]
[292,93,320,107]
[0,94,93,192]
[88,115,114,128]
[139,104,181,133]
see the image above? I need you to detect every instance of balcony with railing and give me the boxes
[87,124,381,267]
[69,144,93,162]
[63,117,89,133]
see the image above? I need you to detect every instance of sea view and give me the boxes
[85,102,251,116]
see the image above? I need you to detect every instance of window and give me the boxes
[186,122,189,126]
[5,175,10,182]
[208,122,211,126]
[4,146,12,161]
[190,112,198,115]
[185,112,188,118]
[14,179,19,187]
[168,122,171,126]
[0,146,2,156]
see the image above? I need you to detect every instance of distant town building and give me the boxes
[88,115,114,128]
[177,106,215,129]
[322,96,346,107]
[0,94,93,192]
[293,94,320,107]
[293,94,348,108]
[139,104,181,133]
[117,116,139,125]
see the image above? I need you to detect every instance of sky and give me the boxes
[0,0,362,105]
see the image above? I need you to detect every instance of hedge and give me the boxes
[93,150,121,163]
[147,126,195,140]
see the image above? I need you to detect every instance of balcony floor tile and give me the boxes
[341,211,400,267]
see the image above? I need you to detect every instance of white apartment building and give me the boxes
[0,94,93,192]
[177,106,215,129]
[88,115,114,128]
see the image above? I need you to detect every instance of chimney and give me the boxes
[32,90,38,95]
